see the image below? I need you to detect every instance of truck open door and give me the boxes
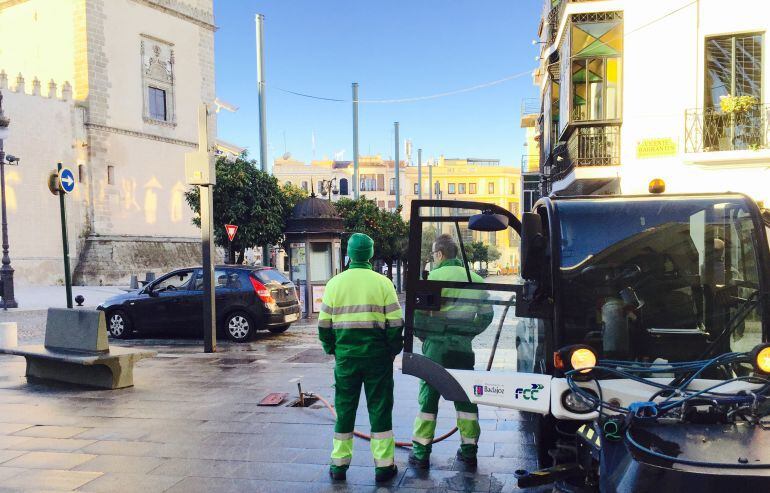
[402,199,550,415]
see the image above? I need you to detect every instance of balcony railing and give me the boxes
[543,123,620,188]
[685,104,769,153]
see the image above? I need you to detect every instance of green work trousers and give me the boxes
[331,355,395,474]
[411,338,480,460]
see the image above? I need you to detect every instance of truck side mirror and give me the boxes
[468,210,509,231]
[521,212,546,281]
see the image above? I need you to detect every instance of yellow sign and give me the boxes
[637,138,677,159]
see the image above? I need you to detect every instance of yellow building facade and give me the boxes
[274,155,522,271]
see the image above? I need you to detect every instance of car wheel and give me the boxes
[267,324,290,334]
[225,311,254,342]
[107,310,132,339]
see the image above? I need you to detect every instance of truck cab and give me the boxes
[403,194,770,490]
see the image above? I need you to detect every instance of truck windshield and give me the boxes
[556,196,764,363]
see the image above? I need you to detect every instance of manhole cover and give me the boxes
[283,348,333,364]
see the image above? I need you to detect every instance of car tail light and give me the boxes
[249,276,276,304]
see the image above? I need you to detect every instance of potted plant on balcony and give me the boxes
[714,95,761,151]
[719,94,758,114]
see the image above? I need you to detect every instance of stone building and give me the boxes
[0,0,216,285]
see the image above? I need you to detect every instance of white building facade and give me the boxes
[0,0,215,285]
[536,0,770,205]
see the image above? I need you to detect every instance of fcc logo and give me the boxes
[473,385,484,396]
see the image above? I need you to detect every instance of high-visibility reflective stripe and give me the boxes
[412,435,432,445]
[331,437,353,464]
[334,432,354,441]
[457,416,481,443]
[386,319,404,328]
[456,411,478,421]
[586,428,595,440]
[332,304,383,315]
[460,435,479,445]
[374,457,395,467]
[332,321,385,330]
[318,319,332,328]
[419,412,436,421]
[384,302,401,313]
[370,430,394,440]
[371,435,395,465]
[320,303,333,313]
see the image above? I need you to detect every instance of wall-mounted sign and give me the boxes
[637,138,678,159]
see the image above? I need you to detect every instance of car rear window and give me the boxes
[254,268,290,285]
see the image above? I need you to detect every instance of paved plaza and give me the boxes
[0,321,545,492]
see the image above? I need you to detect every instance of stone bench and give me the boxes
[0,308,155,389]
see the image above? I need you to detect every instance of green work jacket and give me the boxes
[317,263,404,359]
[414,258,494,344]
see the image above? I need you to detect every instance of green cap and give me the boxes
[347,233,374,262]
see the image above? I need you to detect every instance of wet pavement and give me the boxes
[0,322,546,492]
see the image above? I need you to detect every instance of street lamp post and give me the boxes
[320,177,338,202]
[0,90,17,309]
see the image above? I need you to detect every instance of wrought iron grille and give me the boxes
[567,124,621,166]
[685,104,769,153]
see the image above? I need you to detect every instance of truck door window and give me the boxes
[412,206,532,372]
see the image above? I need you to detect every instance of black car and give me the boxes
[98,266,301,342]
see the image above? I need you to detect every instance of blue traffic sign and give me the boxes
[59,168,76,194]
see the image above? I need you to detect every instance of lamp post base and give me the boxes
[0,266,17,309]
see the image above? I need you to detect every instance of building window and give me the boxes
[700,33,764,151]
[148,87,167,121]
[339,178,349,195]
[387,200,396,210]
[510,182,517,195]
[141,37,175,125]
[360,174,382,192]
[570,14,623,122]
[448,183,456,194]
[706,33,763,109]
[389,177,396,195]
[469,183,477,194]
[414,183,419,194]
[458,183,466,194]
[301,181,308,191]
[107,165,115,185]
[377,200,385,208]
[78,164,85,183]
[488,182,495,194]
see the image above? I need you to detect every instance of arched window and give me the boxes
[339,178,349,195]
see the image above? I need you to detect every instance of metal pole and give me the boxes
[256,13,270,267]
[201,184,216,353]
[352,82,359,199]
[57,163,72,309]
[0,92,16,309]
[394,122,401,293]
[394,122,400,209]
[429,159,433,200]
[417,148,422,199]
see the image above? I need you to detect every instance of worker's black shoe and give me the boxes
[456,450,478,470]
[375,465,398,483]
[328,468,346,481]
[408,452,430,469]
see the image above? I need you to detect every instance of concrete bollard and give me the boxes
[0,322,18,348]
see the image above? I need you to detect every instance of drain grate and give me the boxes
[287,395,320,407]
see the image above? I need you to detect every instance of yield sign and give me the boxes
[225,224,238,242]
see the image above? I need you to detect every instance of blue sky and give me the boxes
[213,0,543,168]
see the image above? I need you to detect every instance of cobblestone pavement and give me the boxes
[0,320,548,492]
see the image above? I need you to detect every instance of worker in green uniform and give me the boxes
[318,233,403,483]
[409,233,494,470]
